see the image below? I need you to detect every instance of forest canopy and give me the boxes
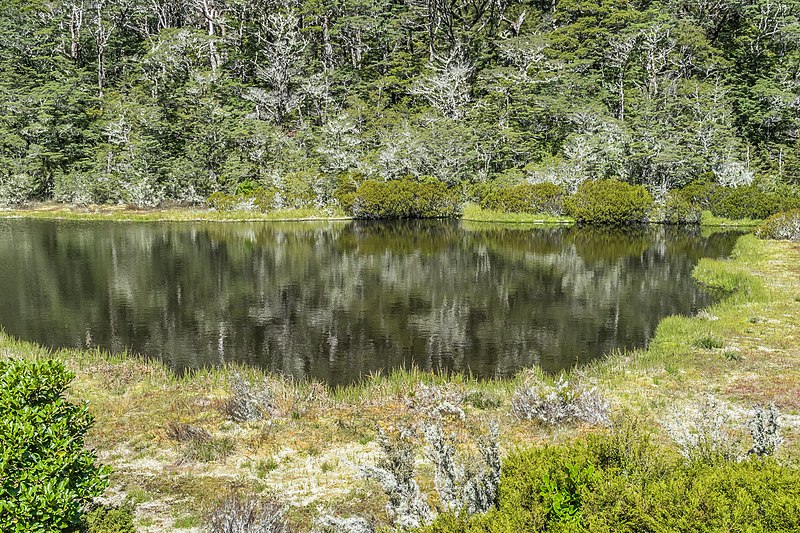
[1,0,799,208]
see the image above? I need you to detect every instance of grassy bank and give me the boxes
[0,203,763,228]
[0,204,348,222]
[1,235,798,531]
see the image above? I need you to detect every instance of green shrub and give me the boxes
[756,209,800,241]
[0,359,110,531]
[565,180,653,225]
[660,192,702,224]
[207,191,238,211]
[84,505,136,533]
[350,180,460,219]
[424,431,800,533]
[479,183,565,215]
[709,185,784,220]
[677,178,721,209]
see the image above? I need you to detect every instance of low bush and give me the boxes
[756,208,800,241]
[511,376,610,427]
[207,189,278,212]
[658,191,702,224]
[84,504,136,533]
[564,180,653,225]
[708,185,784,220]
[350,180,460,219]
[0,359,110,531]
[423,429,800,532]
[206,492,292,533]
[479,183,565,215]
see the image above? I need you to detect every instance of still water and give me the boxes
[0,219,739,385]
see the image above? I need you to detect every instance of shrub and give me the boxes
[511,375,610,427]
[350,180,460,219]
[564,180,653,224]
[659,191,702,224]
[479,183,565,215]
[663,394,738,464]
[677,177,720,209]
[207,192,239,211]
[84,504,136,533]
[748,404,782,457]
[423,431,800,532]
[221,374,275,422]
[708,185,783,220]
[756,208,800,241]
[0,359,110,531]
[207,493,292,533]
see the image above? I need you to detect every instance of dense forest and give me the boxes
[1,0,799,209]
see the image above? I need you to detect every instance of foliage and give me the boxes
[756,209,800,241]
[84,505,136,533]
[350,180,460,219]
[221,374,275,423]
[709,186,789,221]
[206,493,292,533]
[1,1,798,212]
[479,184,565,215]
[662,394,739,464]
[424,430,800,532]
[565,180,653,225]
[748,404,782,457]
[657,192,702,225]
[0,359,110,531]
[511,375,610,427]
[362,424,500,529]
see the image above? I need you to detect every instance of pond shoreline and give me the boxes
[0,234,797,530]
[0,203,761,227]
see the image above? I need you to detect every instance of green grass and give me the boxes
[700,209,761,227]
[461,203,575,225]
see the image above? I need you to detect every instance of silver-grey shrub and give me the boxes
[360,427,433,529]
[663,394,738,463]
[222,374,275,422]
[207,493,291,533]
[749,404,782,457]
[511,375,610,426]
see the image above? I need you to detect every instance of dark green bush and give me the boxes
[0,359,110,531]
[660,192,702,224]
[84,505,135,533]
[709,185,784,220]
[677,177,721,209]
[479,183,565,215]
[207,191,238,211]
[756,209,800,241]
[565,180,653,225]
[350,180,460,219]
[424,430,800,533]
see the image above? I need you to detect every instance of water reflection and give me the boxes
[0,219,740,385]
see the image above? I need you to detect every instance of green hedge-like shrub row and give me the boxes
[350,180,460,219]
[756,209,800,241]
[207,189,278,212]
[424,430,800,532]
[565,180,653,225]
[479,183,565,215]
[0,359,110,531]
[677,181,800,221]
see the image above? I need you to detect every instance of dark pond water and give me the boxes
[0,219,740,385]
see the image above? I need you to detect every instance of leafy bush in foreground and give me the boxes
[423,428,800,532]
[350,180,460,219]
[0,359,110,531]
[565,180,653,225]
[756,209,800,241]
